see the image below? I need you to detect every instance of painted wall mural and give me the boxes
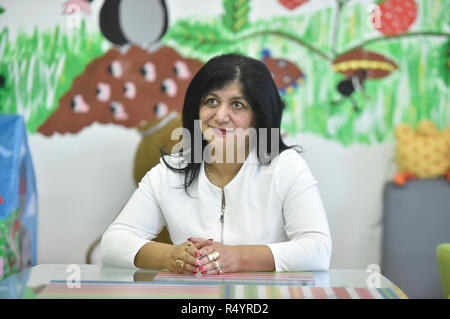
[0,0,448,146]
[37,45,203,135]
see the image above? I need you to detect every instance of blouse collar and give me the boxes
[201,144,258,192]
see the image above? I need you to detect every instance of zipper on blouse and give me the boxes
[220,190,226,243]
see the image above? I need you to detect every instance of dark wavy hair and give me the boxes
[160,53,302,197]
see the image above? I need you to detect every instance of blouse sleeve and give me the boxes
[100,160,167,269]
[267,150,332,272]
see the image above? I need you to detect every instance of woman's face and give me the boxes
[199,81,255,159]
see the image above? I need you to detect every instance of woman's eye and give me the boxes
[206,98,217,105]
[233,102,244,109]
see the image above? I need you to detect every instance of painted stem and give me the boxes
[345,32,450,53]
[241,30,333,61]
[330,0,345,56]
[238,30,449,62]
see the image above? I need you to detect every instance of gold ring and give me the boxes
[207,251,220,262]
[175,259,185,269]
[215,261,223,274]
[184,243,191,252]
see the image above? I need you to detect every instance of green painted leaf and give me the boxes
[222,0,250,33]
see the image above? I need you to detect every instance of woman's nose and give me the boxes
[214,103,230,122]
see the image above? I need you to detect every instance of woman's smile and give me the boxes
[210,126,235,136]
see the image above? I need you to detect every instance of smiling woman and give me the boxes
[101,53,332,276]
[199,81,255,166]
[168,53,301,191]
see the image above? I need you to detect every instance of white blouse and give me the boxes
[101,146,332,271]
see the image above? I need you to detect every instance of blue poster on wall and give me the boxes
[0,115,38,279]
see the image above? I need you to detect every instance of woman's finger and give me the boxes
[198,246,221,266]
[201,258,224,275]
[173,256,198,274]
[198,244,216,258]
[184,242,201,259]
[174,242,201,271]
[182,250,201,267]
[182,261,198,274]
[194,239,214,251]
[187,237,207,244]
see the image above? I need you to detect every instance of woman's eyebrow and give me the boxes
[204,93,247,102]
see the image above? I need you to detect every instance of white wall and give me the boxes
[29,124,141,264]
[287,134,397,269]
[4,0,397,269]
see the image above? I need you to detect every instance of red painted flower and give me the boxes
[278,0,309,10]
[372,0,418,36]
[0,195,4,204]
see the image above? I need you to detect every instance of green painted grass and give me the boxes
[0,19,108,132]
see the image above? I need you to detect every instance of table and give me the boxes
[0,264,408,299]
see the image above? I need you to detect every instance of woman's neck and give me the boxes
[206,146,249,180]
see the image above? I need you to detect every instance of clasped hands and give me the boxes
[169,237,239,275]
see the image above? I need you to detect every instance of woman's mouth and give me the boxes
[211,127,234,136]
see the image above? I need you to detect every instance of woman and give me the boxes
[101,53,332,274]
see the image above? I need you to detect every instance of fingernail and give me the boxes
[201,271,207,274]
[209,238,214,241]
[188,238,192,241]
[198,266,203,271]
[195,251,199,257]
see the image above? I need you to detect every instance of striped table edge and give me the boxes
[220,285,404,299]
[36,282,221,299]
[35,282,406,299]
[153,271,315,285]
[392,284,409,299]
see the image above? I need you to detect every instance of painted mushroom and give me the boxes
[37,46,203,136]
[331,48,398,111]
[332,48,398,79]
[63,0,169,50]
[261,49,305,95]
